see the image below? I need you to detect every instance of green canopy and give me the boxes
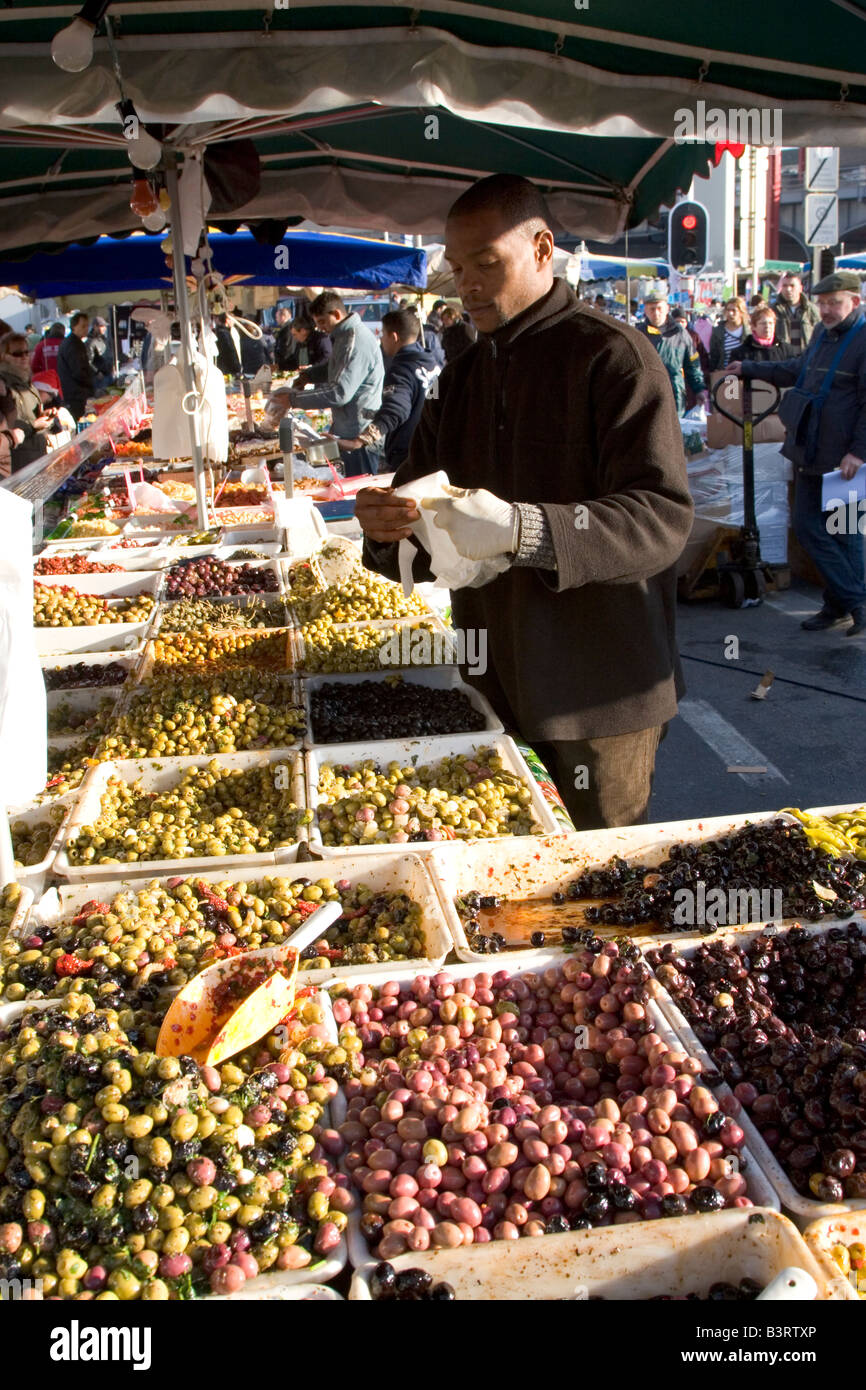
[2,2,865,254]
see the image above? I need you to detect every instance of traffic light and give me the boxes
[668,199,709,274]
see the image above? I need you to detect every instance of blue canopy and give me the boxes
[581,255,669,280]
[0,228,427,298]
[837,254,866,270]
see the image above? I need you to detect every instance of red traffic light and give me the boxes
[681,214,698,230]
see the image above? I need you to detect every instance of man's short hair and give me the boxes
[309,291,345,317]
[431,299,448,312]
[291,315,314,332]
[69,311,88,330]
[382,309,421,344]
[448,174,552,237]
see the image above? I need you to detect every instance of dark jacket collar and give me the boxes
[824,307,864,339]
[480,277,577,349]
[393,342,436,367]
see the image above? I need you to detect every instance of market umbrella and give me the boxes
[0,228,428,297]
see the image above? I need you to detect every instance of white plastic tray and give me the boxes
[46,686,122,739]
[426,811,807,965]
[41,651,140,687]
[162,556,285,598]
[307,733,561,857]
[0,995,347,1291]
[8,795,80,891]
[303,667,504,747]
[294,613,457,675]
[0,884,34,938]
[804,1214,866,1300]
[38,851,451,986]
[334,955,779,1275]
[54,749,311,880]
[648,918,866,1227]
[151,593,292,639]
[33,572,163,598]
[34,621,151,656]
[35,546,170,573]
[350,1207,836,1300]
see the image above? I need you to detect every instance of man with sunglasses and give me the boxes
[0,331,55,471]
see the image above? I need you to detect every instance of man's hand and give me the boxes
[34,412,55,430]
[355,486,419,543]
[295,373,310,390]
[726,361,743,377]
[336,437,364,451]
[840,452,865,481]
[425,487,519,561]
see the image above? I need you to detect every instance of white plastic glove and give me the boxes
[423,486,519,561]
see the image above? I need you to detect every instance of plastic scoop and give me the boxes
[756,1267,818,1301]
[155,899,343,1063]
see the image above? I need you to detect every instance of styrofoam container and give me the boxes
[163,555,284,597]
[648,918,866,1227]
[425,812,806,964]
[7,796,78,892]
[804,1214,866,1299]
[54,748,312,880]
[32,572,163,598]
[38,850,451,986]
[35,544,170,573]
[41,651,139,688]
[303,667,504,747]
[350,1207,836,1300]
[335,955,779,1275]
[0,995,347,1291]
[137,628,298,681]
[34,622,150,656]
[307,733,561,857]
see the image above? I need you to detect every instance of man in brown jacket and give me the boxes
[356,175,693,829]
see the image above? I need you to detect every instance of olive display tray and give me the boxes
[302,667,504,749]
[0,995,348,1293]
[41,651,140,688]
[162,556,286,596]
[46,686,124,747]
[7,794,81,893]
[33,617,154,657]
[804,1213,866,1299]
[35,544,172,573]
[53,748,311,880]
[349,1207,840,1300]
[0,885,34,942]
[330,955,780,1278]
[137,628,298,680]
[32,571,164,599]
[646,918,866,1227]
[425,810,807,966]
[36,850,452,986]
[307,733,562,857]
[293,613,457,675]
[150,593,293,640]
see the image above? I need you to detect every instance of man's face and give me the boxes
[817,291,860,329]
[780,277,801,304]
[644,301,669,328]
[94,323,106,337]
[443,207,554,333]
[1,340,31,374]
[73,318,89,338]
[381,329,402,359]
[276,308,289,326]
[313,311,342,334]
[291,325,309,344]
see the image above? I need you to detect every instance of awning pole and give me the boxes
[625,224,631,324]
[165,157,209,531]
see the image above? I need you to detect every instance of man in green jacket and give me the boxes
[773,272,820,351]
[636,293,708,415]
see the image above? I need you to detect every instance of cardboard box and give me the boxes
[706,371,786,449]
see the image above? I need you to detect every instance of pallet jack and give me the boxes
[679,376,785,608]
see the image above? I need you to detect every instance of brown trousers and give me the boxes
[533,725,666,831]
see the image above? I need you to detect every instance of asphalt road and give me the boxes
[649,580,866,823]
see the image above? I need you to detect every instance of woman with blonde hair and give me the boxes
[708,296,749,370]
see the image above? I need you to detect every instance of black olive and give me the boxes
[369,1261,398,1300]
[530,931,545,948]
[545,1215,570,1234]
[582,1193,610,1221]
[428,1282,456,1301]
[690,1186,725,1213]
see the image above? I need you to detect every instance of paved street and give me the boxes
[650,579,866,822]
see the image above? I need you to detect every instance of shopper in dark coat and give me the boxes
[773,272,820,351]
[357,175,693,829]
[56,312,94,421]
[337,309,438,473]
[728,270,866,635]
[440,304,477,363]
[277,314,332,372]
[729,303,791,364]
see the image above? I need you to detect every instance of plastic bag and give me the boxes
[151,362,191,460]
[393,471,511,594]
[128,481,185,514]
